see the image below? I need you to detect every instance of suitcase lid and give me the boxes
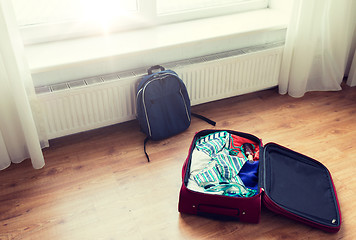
[260,142,341,232]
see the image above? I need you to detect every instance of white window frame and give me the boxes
[17,0,269,45]
[155,0,269,24]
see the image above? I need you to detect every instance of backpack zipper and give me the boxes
[179,89,190,122]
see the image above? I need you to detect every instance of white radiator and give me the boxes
[36,43,283,139]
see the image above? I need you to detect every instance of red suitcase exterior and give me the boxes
[178,129,341,232]
[179,161,262,223]
[178,129,263,223]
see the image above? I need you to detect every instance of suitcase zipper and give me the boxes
[262,193,339,231]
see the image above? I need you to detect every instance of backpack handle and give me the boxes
[148,65,165,75]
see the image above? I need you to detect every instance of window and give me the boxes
[12,0,138,27]
[12,0,269,44]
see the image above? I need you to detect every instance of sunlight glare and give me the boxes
[79,0,135,33]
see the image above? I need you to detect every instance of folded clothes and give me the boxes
[188,131,259,197]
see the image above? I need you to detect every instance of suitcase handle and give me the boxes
[198,204,239,217]
[148,65,165,75]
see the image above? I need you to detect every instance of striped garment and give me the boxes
[192,131,257,197]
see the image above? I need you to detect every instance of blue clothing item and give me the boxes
[238,160,259,191]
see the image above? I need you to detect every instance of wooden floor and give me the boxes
[1,85,356,239]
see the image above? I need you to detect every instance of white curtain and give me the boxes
[279,0,356,97]
[0,0,46,170]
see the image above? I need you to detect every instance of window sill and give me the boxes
[25,8,290,87]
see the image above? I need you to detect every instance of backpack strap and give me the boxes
[143,114,215,163]
[144,136,150,162]
[191,113,216,126]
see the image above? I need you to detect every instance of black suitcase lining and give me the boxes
[263,143,340,227]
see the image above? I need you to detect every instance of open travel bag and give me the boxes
[178,129,341,233]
